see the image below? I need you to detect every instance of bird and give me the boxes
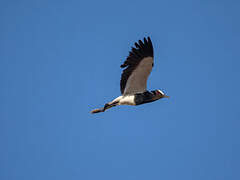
[91,36,169,114]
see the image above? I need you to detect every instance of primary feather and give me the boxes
[120,37,154,95]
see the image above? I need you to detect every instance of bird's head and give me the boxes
[152,90,169,100]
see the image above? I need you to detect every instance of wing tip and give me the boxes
[120,64,126,68]
[136,36,153,57]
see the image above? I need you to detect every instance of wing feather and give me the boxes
[120,37,154,95]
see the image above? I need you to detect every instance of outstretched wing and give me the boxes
[120,37,154,95]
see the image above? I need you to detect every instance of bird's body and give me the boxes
[91,37,169,114]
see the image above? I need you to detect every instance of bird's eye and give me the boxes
[152,63,154,67]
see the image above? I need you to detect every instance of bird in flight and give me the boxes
[91,37,169,114]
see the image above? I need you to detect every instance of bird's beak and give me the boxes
[164,95,170,98]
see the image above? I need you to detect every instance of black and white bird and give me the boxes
[91,37,169,114]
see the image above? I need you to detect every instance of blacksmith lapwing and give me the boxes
[91,37,169,113]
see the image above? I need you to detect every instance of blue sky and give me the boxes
[1,0,240,179]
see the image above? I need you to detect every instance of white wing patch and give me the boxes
[123,57,153,95]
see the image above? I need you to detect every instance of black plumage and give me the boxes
[120,37,154,94]
[134,91,155,105]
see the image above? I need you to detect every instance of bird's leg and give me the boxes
[103,101,118,111]
[90,107,105,114]
[91,101,119,114]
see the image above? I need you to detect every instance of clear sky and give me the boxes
[1,0,240,180]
